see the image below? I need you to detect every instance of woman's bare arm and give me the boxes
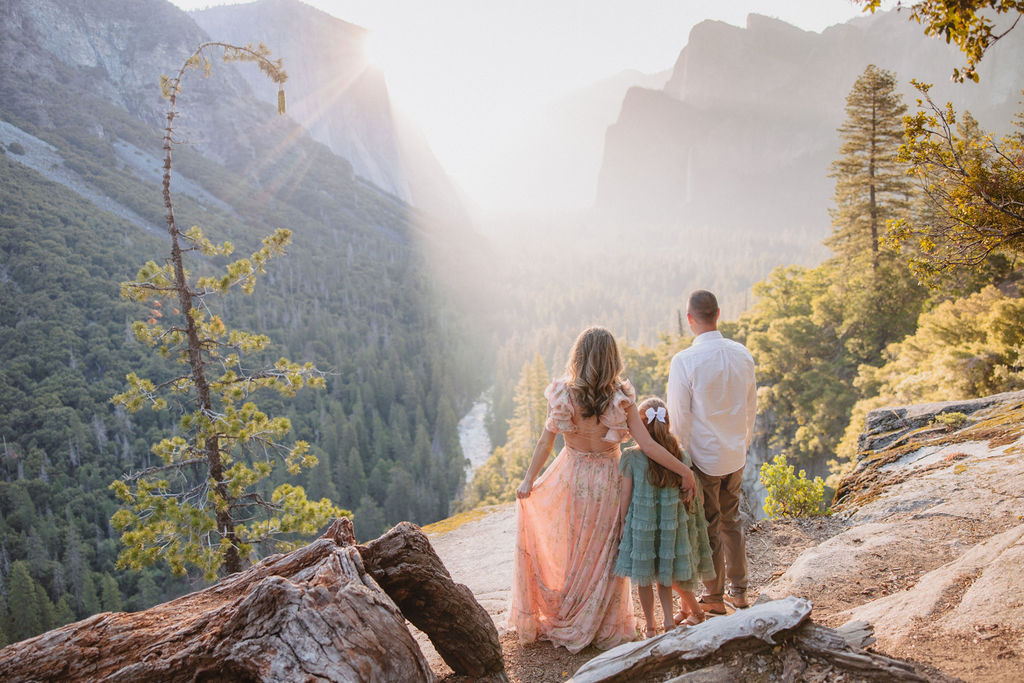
[626,404,696,500]
[618,473,632,529]
[517,428,557,498]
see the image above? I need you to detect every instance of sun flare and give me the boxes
[362,29,400,73]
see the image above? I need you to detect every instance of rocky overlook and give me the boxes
[426,390,1024,681]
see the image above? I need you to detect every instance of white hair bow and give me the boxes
[644,406,667,424]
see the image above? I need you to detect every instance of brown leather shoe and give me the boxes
[724,593,749,609]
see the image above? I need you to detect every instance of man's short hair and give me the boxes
[687,290,719,325]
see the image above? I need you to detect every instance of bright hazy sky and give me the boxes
[170,0,876,191]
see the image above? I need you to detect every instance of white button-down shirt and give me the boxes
[666,330,757,477]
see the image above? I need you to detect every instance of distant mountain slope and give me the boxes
[596,10,1024,235]
[192,0,470,228]
[0,0,487,638]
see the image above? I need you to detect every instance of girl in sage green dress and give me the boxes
[614,396,715,637]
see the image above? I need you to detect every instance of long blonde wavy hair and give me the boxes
[565,326,625,420]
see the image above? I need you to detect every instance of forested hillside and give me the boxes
[0,0,488,645]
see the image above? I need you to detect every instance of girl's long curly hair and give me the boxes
[565,326,625,419]
[637,396,684,489]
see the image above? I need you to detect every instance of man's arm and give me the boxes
[666,355,693,453]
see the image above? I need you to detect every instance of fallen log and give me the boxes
[0,518,507,683]
[359,521,508,682]
[570,596,813,682]
[571,597,927,683]
[792,621,925,681]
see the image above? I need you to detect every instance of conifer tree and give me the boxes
[829,64,910,271]
[828,65,925,364]
[0,591,9,647]
[109,43,344,579]
[99,574,122,613]
[53,595,76,629]
[6,561,46,643]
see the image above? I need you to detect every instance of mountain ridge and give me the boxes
[596,8,1024,236]
[192,0,471,228]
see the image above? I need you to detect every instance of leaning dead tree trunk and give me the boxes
[360,522,508,682]
[0,519,507,683]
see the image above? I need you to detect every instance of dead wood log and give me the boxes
[572,598,927,683]
[792,622,926,681]
[570,596,814,682]
[358,521,508,683]
[0,537,434,682]
[835,619,877,650]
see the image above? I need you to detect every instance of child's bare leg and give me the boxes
[637,584,656,636]
[657,583,675,631]
[674,585,704,625]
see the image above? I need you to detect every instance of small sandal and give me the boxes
[643,625,658,639]
[681,612,705,627]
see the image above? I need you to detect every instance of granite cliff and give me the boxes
[193,0,470,226]
[595,11,1024,239]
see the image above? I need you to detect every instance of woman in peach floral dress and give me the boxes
[509,326,698,652]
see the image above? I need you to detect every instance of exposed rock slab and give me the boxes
[425,505,515,625]
[761,391,1024,680]
[839,524,1024,640]
[856,389,1024,453]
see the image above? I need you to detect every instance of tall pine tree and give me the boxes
[827,64,924,363]
[828,64,910,271]
[109,43,343,580]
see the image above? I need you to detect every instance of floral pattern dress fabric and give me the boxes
[509,378,638,652]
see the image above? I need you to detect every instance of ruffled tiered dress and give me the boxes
[509,378,638,653]
[613,447,714,589]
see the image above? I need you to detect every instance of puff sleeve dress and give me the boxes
[509,378,638,652]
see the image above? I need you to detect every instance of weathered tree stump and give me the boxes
[0,518,507,683]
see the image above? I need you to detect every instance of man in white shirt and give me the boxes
[667,290,757,615]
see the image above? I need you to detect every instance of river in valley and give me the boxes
[457,396,493,479]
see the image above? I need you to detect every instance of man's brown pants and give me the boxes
[695,466,748,602]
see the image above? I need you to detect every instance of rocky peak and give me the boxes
[597,8,1024,236]
[2,0,243,124]
[664,14,816,107]
[193,0,469,225]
